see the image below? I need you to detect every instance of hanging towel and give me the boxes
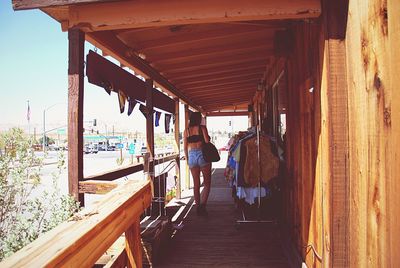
[165,114,172,133]
[127,98,137,116]
[139,104,147,118]
[172,114,176,124]
[118,90,127,113]
[155,111,161,127]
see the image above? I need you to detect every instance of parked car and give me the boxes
[84,144,98,154]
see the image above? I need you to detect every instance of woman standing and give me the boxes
[184,112,212,216]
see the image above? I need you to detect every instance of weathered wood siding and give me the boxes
[281,0,400,267]
[283,19,328,268]
[345,0,400,267]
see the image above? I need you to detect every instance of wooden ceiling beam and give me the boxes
[138,31,275,53]
[157,54,270,73]
[147,40,273,64]
[166,62,267,80]
[182,82,256,94]
[121,27,274,52]
[86,31,203,112]
[66,0,321,31]
[177,73,263,88]
[183,78,259,91]
[206,111,249,117]
[12,0,118,10]
[202,100,251,109]
[196,92,254,101]
[151,46,273,66]
[188,88,255,98]
[174,69,265,86]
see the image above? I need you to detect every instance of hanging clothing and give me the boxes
[118,90,127,113]
[243,135,279,187]
[127,98,137,116]
[164,114,172,133]
[139,104,147,118]
[155,111,161,127]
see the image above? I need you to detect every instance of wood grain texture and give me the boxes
[174,99,181,199]
[388,0,400,266]
[345,0,395,267]
[12,0,120,10]
[78,180,118,194]
[0,180,151,267]
[67,28,85,204]
[125,220,142,268]
[157,168,290,267]
[67,0,320,31]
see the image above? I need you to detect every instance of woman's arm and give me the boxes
[183,129,188,160]
[201,126,211,143]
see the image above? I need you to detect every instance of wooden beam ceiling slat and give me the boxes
[176,72,264,88]
[156,54,270,73]
[120,27,274,52]
[151,46,273,66]
[12,0,118,10]
[66,0,321,31]
[139,32,276,55]
[147,41,273,65]
[182,82,256,94]
[189,88,255,98]
[206,111,249,117]
[183,78,259,91]
[194,93,253,102]
[166,62,266,79]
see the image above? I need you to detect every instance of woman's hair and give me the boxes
[189,112,202,127]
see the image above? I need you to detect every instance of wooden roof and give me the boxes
[13,0,321,113]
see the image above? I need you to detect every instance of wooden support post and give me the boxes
[125,220,142,268]
[145,79,154,159]
[184,104,190,190]
[324,1,350,266]
[145,79,160,217]
[68,28,85,206]
[174,98,181,199]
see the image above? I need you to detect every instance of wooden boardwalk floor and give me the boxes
[156,168,290,268]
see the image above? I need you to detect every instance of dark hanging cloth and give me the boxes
[172,114,176,124]
[118,90,127,113]
[139,104,147,118]
[155,112,161,127]
[165,114,172,133]
[127,98,137,116]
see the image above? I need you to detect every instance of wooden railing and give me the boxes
[0,179,152,267]
[1,154,180,267]
[79,153,179,195]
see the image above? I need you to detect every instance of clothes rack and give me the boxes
[236,103,277,226]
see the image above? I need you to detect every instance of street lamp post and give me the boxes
[43,103,65,153]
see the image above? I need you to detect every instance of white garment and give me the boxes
[236,187,267,205]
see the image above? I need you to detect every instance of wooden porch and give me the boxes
[157,168,290,268]
[4,0,400,267]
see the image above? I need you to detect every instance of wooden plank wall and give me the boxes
[283,19,327,267]
[345,0,400,267]
[280,0,400,267]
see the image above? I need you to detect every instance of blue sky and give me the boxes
[0,2,247,135]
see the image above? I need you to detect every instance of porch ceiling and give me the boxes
[28,0,321,112]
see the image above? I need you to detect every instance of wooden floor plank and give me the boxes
[156,168,290,267]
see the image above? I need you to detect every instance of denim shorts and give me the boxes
[188,148,208,168]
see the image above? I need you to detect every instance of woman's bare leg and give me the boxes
[190,166,201,205]
[200,163,212,205]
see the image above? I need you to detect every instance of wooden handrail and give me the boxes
[82,153,179,181]
[0,179,152,268]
